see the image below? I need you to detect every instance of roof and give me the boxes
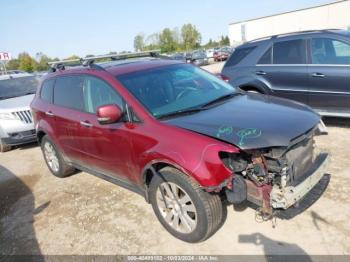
[101,58,182,75]
[46,58,183,77]
[238,29,346,46]
[229,0,348,25]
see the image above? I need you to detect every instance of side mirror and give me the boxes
[96,104,123,125]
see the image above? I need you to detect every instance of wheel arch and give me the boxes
[141,160,198,202]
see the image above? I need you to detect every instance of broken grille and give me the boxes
[12,110,33,124]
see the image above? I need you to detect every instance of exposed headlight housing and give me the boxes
[219,151,248,172]
[316,120,328,135]
[0,112,16,120]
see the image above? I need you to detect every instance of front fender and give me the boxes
[140,141,239,189]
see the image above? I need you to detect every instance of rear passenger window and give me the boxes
[225,46,256,66]
[40,79,55,103]
[273,39,306,64]
[54,76,84,111]
[83,76,123,114]
[257,47,272,64]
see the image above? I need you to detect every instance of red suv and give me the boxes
[31,52,330,243]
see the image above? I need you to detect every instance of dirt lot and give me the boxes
[1,63,350,256]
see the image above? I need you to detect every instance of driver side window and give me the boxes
[83,76,123,114]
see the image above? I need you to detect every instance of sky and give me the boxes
[1,0,335,59]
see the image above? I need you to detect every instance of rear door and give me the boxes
[52,75,86,163]
[307,37,350,115]
[256,38,309,104]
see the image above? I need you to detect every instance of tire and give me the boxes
[41,135,75,178]
[149,167,225,243]
[0,141,11,152]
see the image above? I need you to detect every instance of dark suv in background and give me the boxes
[222,29,350,118]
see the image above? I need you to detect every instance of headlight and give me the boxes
[316,120,328,135]
[0,112,16,120]
[219,151,248,172]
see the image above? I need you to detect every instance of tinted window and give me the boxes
[257,47,272,64]
[54,76,84,111]
[0,76,39,100]
[225,46,256,66]
[117,64,236,118]
[273,39,306,64]
[83,76,123,113]
[311,38,350,64]
[40,79,55,103]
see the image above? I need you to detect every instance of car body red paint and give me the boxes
[31,60,239,191]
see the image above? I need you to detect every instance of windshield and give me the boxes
[117,64,236,118]
[0,76,39,100]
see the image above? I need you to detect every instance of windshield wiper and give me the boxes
[200,92,240,108]
[157,107,204,119]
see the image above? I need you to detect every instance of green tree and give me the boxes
[18,52,37,72]
[36,54,52,71]
[5,59,20,70]
[181,23,201,51]
[219,35,230,46]
[144,33,160,51]
[64,55,80,60]
[159,28,177,53]
[134,34,145,52]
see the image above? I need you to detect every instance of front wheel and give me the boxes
[149,167,225,243]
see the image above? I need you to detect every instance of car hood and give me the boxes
[163,93,320,150]
[0,94,34,111]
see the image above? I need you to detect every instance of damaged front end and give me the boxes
[221,122,330,218]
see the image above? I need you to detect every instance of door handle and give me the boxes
[256,70,267,75]
[80,121,93,127]
[45,111,54,117]
[311,73,325,78]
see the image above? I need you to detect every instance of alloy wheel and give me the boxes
[44,142,60,173]
[156,182,197,234]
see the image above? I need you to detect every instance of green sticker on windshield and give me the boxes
[236,128,262,146]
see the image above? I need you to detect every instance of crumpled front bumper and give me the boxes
[270,153,329,210]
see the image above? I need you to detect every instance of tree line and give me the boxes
[2,23,230,73]
[134,23,230,53]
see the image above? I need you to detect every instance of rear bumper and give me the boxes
[1,129,36,146]
[270,153,329,210]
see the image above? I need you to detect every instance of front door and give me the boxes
[77,75,136,183]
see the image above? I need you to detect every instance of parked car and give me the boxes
[221,29,350,118]
[189,51,209,66]
[213,48,231,62]
[0,74,40,152]
[170,52,186,61]
[206,48,215,58]
[31,53,329,243]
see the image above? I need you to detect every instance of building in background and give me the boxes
[228,0,350,46]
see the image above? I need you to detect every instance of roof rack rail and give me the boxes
[48,50,161,72]
[247,29,341,43]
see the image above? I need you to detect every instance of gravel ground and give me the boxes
[0,63,349,256]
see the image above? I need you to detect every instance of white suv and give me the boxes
[0,73,39,152]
